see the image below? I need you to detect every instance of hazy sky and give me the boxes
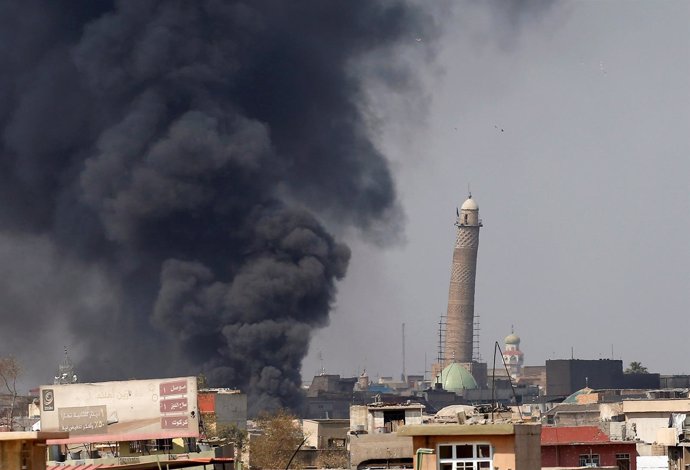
[303,0,690,381]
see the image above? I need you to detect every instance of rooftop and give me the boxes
[541,426,615,445]
[367,401,425,410]
[544,403,600,416]
[0,431,68,442]
[399,423,515,436]
[399,423,539,437]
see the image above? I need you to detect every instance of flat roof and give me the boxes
[366,402,425,409]
[398,424,515,436]
[46,457,233,470]
[0,431,69,441]
[303,418,350,424]
[623,399,690,413]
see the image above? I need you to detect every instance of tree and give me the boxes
[625,361,648,374]
[315,450,348,469]
[0,356,21,430]
[216,423,248,463]
[197,373,209,390]
[250,410,305,470]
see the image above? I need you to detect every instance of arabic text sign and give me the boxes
[40,376,199,443]
[160,380,187,396]
[58,405,107,435]
[160,398,188,413]
[161,416,189,429]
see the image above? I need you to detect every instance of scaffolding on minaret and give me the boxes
[437,315,447,368]
[473,313,482,362]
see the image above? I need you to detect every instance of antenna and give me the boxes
[491,341,523,421]
[401,323,406,382]
[424,352,428,382]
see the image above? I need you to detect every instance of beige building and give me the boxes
[0,431,67,470]
[398,423,542,470]
[303,418,349,449]
[622,398,690,445]
[349,402,424,469]
[350,402,424,434]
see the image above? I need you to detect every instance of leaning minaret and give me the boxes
[444,194,482,365]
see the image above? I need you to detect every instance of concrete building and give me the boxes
[348,402,424,469]
[303,419,349,449]
[398,422,542,470]
[518,366,546,390]
[660,375,690,389]
[198,388,247,434]
[543,403,603,426]
[546,360,660,397]
[444,194,482,365]
[541,425,638,470]
[308,374,357,396]
[621,398,690,446]
[350,402,424,434]
[0,432,67,470]
[303,373,358,419]
[620,400,684,470]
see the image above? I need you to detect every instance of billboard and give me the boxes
[40,376,198,444]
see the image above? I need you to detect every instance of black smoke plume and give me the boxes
[0,1,433,412]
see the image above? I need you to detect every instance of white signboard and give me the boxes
[40,376,198,443]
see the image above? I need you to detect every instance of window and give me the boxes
[438,443,492,470]
[383,410,406,433]
[616,453,630,470]
[328,438,346,449]
[156,438,173,451]
[579,454,600,467]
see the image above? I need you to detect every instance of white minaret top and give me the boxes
[460,196,478,211]
[458,195,481,227]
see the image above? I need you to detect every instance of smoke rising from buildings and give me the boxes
[0,0,434,411]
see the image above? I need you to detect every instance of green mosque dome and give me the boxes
[504,333,520,345]
[440,362,478,392]
[562,387,594,404]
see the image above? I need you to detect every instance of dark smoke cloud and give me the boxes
[0,0,434,411]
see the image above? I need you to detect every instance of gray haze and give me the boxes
[304,1,690,380]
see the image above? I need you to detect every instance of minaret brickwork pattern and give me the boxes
[444,196,481,365]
